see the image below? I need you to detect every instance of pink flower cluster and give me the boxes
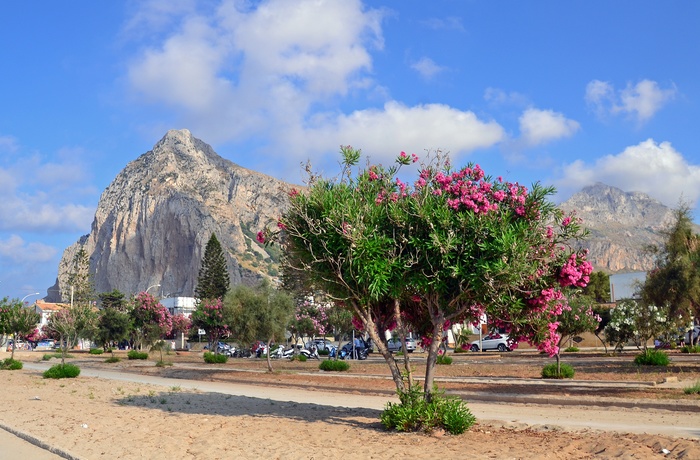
[412,164,529,215]
[537,322,561,356]
[558,253,593,288]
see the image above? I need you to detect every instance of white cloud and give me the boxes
[483,87,529,107]
[0,135,19,154]
[556,139,700,207]
[0,153,96,233]
[410,57,444,80]
[0,235,57,263]
[124,0,502,174]
[518,108,580,146]
[585,79,676,124]
[295,101,505,166]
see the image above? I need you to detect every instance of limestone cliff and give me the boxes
[559,183,679,273]
[47,129,293,301]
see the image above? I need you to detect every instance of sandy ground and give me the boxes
[1,349,700,459]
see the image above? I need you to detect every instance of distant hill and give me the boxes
[559,182,685,273]
[46,129,294,302]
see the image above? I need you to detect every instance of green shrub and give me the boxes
[319,359,350,372]
[683,381,700,395]
[436,354,453,365]
[318,349,330,356]
[381,385,475,435]
[563,346,579,353]
[1,358,23,370]
[542,363,575,379]
[105,356,120,363]
[203,352,228,364]
[155,360,173,367]
[297,354,307,362]
[43,363,81,379]
[127,350,149,360]
[634,349,670,366]
[453,345,469,353]
[89,348,104,355]
[680,345,700,354]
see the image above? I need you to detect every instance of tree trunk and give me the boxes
[555,352,561,377]
[423,313,446,402]
[357,307,406,395]
[392,299,414,388]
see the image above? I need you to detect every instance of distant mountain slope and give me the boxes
[559,182,677,273]
[46,129,293,301]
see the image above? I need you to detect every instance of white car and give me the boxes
[387,337,417,353]
[470,333,511,352]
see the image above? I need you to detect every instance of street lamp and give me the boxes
[21,292,40,304]
[146,284,161,295]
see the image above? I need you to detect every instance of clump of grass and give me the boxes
[680,345,700,354]
[89,348,104,355]
[203,352,228,364]
[683,381,700,395]
[0,358,23,370]
[436,354,453,365]
[43,363,81,379]
[127,350,149,360]
[319,360,350,372]
[105,356,121,363]
[634,349,670,366]
[563,346,580,353]
[542,363,575,379]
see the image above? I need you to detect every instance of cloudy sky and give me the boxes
[1,1,699,300]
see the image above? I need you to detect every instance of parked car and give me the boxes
[470,333,511,352]
[386,336,417,353]
[684,326,700,345]
[34,339,56,351]
[304,339,335,352]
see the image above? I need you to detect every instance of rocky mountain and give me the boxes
[46,129,294,302]
[558,182,681,273]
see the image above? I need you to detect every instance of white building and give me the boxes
[160,297,197,317]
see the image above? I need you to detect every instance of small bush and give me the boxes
[89,348,104,355]
[453,345,469,353]
[318,349,330,356]
[680,345,700,354]
[634,349,670,366]
[319,359,350,372]
[683,381,700,395]
[127,350,149,360]
[105,356,120,363]
[381,385,475,435]
[43,363,81,379]
[542,363,575,379]
[203,352,228,364]
[563,346,579,353]
[155,361,173,367]
[297,354,308,362]
[1,358,23,370]
[436,354,453,365]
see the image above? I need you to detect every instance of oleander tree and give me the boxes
[45,303,97,364]
[190,298,229,352]
[0,297,41,362]
[550,292,600,374]
[260,146,592,402]
[130,292,172,353]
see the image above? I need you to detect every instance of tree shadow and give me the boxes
[115,390,386,432]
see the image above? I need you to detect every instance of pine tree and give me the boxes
[195,233,230,301]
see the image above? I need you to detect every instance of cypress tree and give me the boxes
[195,233,230,301]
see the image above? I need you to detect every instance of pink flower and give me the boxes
[256,231,265,244]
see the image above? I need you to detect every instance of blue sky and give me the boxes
[2,1,699,301]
